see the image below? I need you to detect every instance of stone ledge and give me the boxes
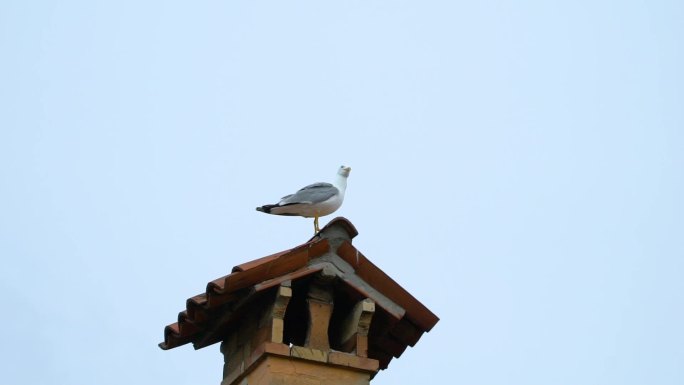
[328,351,379,372]
[225,342,380,385]
[291,346,329,362]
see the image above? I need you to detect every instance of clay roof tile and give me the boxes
[159,217,438,369]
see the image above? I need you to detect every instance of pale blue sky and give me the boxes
[1,1,683,384]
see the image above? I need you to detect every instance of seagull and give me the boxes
[256,166,351,233]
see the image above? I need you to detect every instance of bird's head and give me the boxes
[338,165,352,177]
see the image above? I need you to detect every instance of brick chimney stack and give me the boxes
[160,218,438,385]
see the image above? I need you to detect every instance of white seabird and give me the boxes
[256,166,351,233]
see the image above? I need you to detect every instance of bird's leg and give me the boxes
[314,216,320,233]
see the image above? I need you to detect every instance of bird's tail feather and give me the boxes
[256,204,300,216]
[256,204,277,213]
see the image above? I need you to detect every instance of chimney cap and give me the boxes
[159,217,439,370]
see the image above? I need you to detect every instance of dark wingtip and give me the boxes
[256,205,272,213]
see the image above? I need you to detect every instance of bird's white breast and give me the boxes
[309,193,344,217]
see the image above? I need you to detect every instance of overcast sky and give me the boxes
[1,1,683,385]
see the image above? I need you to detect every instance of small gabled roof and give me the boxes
[159,217,439,369]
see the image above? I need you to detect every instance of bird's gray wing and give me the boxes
[298,182,333,191]
[279,183,339,205]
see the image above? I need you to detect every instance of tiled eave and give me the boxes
[159,217,439,369]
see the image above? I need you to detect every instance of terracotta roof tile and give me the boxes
[160,237,331,350]
[232,252,283,273]
[159,217,439,370]
[337,240,439,332]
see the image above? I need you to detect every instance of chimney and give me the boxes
[160,218,439,385]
